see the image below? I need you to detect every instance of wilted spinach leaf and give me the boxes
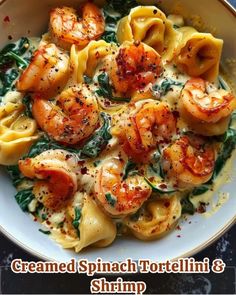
[181,197,195,215]
[6,165,25,187]
[144,177,176,194]
[211,128,236,180]
[109,0,138,16]
[153,78,184,97]
[72,207,82,237]
[191,185,210,196]
[101,0,138,43]
[15,188,34,212]
[0,37,30,69]
[218,76,228,90]
[81,112,112,158]
[22,94,33,117]
[123,160,138,180]
[38,229,51,235]
[0,68,19,96]
[26,135,80,158]
[105,193,117,207]
[96,72,130,102]
[0,37,32,98]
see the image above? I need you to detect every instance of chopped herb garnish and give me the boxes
[105,193,117,207]
[38,229,51,235]
[83,75,93,84]
[173,24,180,29]
[218,76,228,90]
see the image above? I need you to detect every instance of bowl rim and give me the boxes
[0,0,235,263]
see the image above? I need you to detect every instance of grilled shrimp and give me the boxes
[32,86,99,145]
[95,157,152,216]
[19,150,78,210]
[180,78,236,123]
[17,43,70,98]
[110,41,163,96]
[50,3,105,49]
[117,101,176,161]
[162,136,215,188]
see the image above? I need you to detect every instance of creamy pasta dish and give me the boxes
[1,0,236,253]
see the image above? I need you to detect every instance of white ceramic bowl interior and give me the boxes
[0,0,235,262]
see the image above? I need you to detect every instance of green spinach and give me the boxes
[102,0,138,43]
[122,160,138,180]
[181,197,195,215]
[72,207,81,237]
[26,135,80,158]
[144,177,176,194]
[109,0,138,16]
[153,78,184,97]
[81,112,112,158]
[191,185,210,196]
[149,150,165,178]
[0,68,19,96]
[0,37,32,98]
[96,72,130,102]
[22,94,33,117]
[0,37,29,68]
[211,128,236,180]
[218,76,228,90]
[38,229,51,235]
[15,188,34,212]
[6,165,25,187]
[105,193,117,207]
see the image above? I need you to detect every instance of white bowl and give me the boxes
[0,0,235,262]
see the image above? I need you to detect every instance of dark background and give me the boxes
[1,0,236,294]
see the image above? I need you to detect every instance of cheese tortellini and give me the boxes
[124,196,182,241]
[117,6,181,62]
[0,92,38,165]
[174,27,223,82]
[52,194,116,252]
[70,40,117,83]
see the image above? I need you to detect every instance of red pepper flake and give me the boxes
[3,16,10,22]
[164,201,170,208]
[177,235,181,238]
[8,35,12,40]
[176,225,181,231]
[172,110,180,118]
[159,183,167,189]
[197,202,206,213]
[81,166,88,175]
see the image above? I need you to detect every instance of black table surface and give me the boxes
[1,0,236,294]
